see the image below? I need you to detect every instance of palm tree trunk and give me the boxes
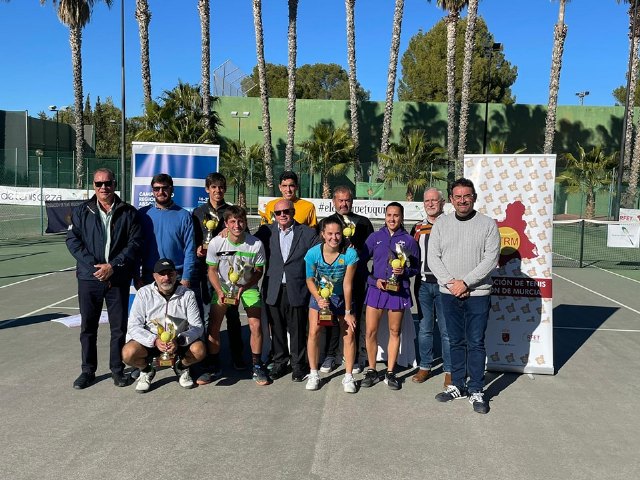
[252,0,274,195]
[445,10,459,175]
[238,182,247,209]
[405,187,414,202]
[346,0,361,182]
[378,0,404,181]
[585,189,595,220]
[198,0,211,122]
[543,0,567,155]
[135,0,152,106]
[70,24,85,189]
[626,117,640,207]
[622,5,640,177]
[322,177,331,199]
[285,0,299,171]
[457,0,478,176]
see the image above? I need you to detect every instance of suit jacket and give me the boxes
[255,221,318,307]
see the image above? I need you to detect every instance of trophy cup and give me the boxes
[317,275,336,327]
[342,215,356,239]
[152,318,177,367]
[224,258,245,306]
[385,244,409,292]
[202,212,219,250]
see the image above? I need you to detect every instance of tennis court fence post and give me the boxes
[579,219,585,268]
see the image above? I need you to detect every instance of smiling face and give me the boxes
[450,185,476,218]
[152,181,173,208]
[279,178,298,201]
[321,221,342,250]
[423,189,444,220]
[274,199,294,229]
[206,181,226,206]
[93,170,115,205]
[385,205,403,232]
[225,214,246,240]
[153,269,177,295]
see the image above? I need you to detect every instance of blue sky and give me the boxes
[0,1,630,118]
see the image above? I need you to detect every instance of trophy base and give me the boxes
[202,243,209,250]
[152,355,176,368]
[318,312,335,327]
[385,283,400,292]
[223,296,239,306]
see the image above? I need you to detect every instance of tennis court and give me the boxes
[1,234,639,479]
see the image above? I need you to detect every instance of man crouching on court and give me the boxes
[122,258,206,393]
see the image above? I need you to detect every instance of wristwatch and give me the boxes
[344,309,353,315]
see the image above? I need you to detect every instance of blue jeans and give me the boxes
[441,294,490,393]
[416,282,451,372]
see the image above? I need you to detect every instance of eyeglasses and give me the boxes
[452,194,475,202]
[274,209,292,216]
[94,181,114,188]
[424,199,441,203]
[152,186,171,192]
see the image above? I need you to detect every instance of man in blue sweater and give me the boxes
[138,174,196,288]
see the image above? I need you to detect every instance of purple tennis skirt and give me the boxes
[365,285,412,311]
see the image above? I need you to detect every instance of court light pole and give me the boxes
[120,0,127,200]
[575,91,590,106]
[230,111,250,141]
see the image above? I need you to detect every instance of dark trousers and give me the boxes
[267,284,308,374]
[78,279,129,375]
[323,277,367,361]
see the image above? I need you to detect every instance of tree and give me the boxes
[379,129,445,201]
[135,0,152,106]
[613,85,640,106]
[285,0,299,171]
[298,122,354,199]
[134,81,221,144]
[198,0,211,123]
[41,0,113,188]
[345,0,361,181]
[398,16,517,104]
[557,144,618,219]
[94,96,122,158]
[543,0,569,155]
[456,0,479,176]
[220,140,264,208]
[252,0,275,196]
[378,0,405,182]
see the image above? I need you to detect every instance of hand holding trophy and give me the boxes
[341,215,356,239]
[202,211,219,250]
[152,318,177,367]
[224,258,246,306]
[317,275,336,327]
[385,243,409,292]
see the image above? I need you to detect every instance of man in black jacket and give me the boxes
[66,168,143,389]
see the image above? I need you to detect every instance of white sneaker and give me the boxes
[135,367,156,393]
[352,362,362,374]
[178,368,194,389]
[305,372,320,391]
[342,376,356,393]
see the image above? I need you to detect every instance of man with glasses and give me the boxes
[255,199,318,382]
[66,168,143,389]
[139,173,196,288]
[411,188,451,387]
[427,178,500,414]
[262,171,317,227]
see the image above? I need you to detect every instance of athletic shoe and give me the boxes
[469,392,489,414]
[135,367,156,393]
[72,372,95,390]
[196,368,222,386]
[342,376,356,393]
[360,368,379,388]
[352,362,362,374]
[384,371,401,390]
[174,363,194,389]
[435,384,468,402]
[320,356,337,373]
[305,372,320,391]
[253,365,270,386]
[111,372,129,387]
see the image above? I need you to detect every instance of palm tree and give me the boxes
[252,0,275,196]
[543,0,569,155]
[285,0,299,171]
[456,0,478,176]
[379,129,445,201]
[557,144,618,219]
[135,0,152,106]
[377,0,405,181]
[135,81,221,144]
[220,140,264,208]
[345,0,361,182]
[198,0,211,122]
[41,0,113,188]
[298,122,355,199]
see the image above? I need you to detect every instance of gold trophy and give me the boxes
[152,318,177,367]
[385,244,409,292]
[224,258,246,306]
[202,212,219,250]
[342,215,356,239]
[317,275,336,327]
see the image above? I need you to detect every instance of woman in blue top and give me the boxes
[304,216,359,393]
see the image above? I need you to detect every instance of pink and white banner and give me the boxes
[465,154,556,375]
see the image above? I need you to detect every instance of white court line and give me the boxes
[0,267,75,289]
[18,294,78,318]
[555,326,640,333]
[554,252,640,285]
[553,272,640,316]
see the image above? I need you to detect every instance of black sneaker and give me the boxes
[384,371,401,390]
[469,392,489,414]
[435,384,468,402]
[360,368,379,388]
[73,372,95,390]
[111,372,129,387]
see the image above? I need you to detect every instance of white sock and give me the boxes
[310,369,319,376]
[344,373,353,381]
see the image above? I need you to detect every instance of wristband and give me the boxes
[345,309,353,315]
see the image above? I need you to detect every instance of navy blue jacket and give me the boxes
[66,194,143,286]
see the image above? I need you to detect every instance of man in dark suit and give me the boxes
[255,199,318,382]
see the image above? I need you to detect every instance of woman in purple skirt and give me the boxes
[360,202,419,390]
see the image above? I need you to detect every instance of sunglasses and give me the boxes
[152,186,172,192]
[274,209,292,216]
[94,181,114,188]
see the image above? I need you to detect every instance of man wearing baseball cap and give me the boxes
[122,258,206,393]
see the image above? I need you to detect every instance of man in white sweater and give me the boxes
[427,178,500,414]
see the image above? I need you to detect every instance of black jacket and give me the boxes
[66,194,143,286]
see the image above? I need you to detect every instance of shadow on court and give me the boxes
[0,312,68,330]
[553,304,618,371]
